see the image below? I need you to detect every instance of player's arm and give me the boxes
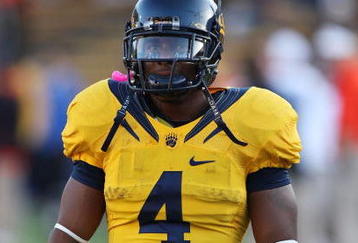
[244,88,301,243]
[247,169,297,243]
[49,162,106,243]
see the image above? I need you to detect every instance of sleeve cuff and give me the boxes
[71,160,105,191]
[246,167,291,193]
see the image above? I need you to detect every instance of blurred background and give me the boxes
[1,0,358,242]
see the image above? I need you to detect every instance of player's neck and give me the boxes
[148,90,208,122]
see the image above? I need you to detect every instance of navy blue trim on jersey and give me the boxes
[108,79,159,142]
[71,161,105,191]
[246,168,291,193]
[136,89,223,128]
[185,87,250,143]
[203,126,222,143]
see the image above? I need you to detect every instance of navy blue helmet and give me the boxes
[123,0,225,93]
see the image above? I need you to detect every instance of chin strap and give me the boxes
[201,82,247,146]
[101,94,131,152]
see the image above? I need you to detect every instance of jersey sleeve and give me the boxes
[245,88,302,174]
[246,168,291,193]
[71,160,105,191]
[62,80,118,169]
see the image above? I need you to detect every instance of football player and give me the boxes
[49,0,301,243]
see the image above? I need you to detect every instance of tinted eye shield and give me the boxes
[123,28,213,62]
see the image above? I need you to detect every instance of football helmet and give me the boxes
[123,0,225,93]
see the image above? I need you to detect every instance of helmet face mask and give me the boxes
[123,0,224,94]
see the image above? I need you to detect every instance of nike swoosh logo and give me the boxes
[189,156,215,166]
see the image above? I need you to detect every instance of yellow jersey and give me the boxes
[62,79,301,243]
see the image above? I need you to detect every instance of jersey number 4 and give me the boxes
[138,171,190,243]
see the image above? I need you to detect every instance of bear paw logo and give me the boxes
[165,133,178,148]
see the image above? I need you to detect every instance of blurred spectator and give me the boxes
[14,54,83,202]
[314,23,358,242]
[0,1,29,241]
[263,28,341,174]
[26,57,82,203]
[261,28,341,243]
[314,23,358,146]
[9,51,83,236]
[0,68,26,243]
